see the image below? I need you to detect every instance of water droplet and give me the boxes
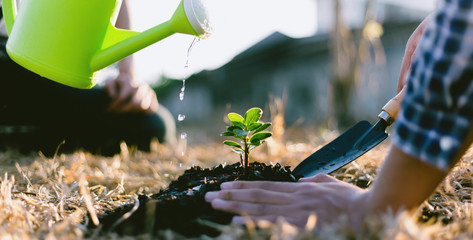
[179,79,186,101]
[179,136,187,156]
[178,114,186,121]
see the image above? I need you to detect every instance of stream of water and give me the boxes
[177,37,200,157]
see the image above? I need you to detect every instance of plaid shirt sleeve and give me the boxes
[392,0,473,170]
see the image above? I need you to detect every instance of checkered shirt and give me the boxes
[392,0,473,170]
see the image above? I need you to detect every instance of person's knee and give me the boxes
[134,105,176,146]
[154,105,176,145]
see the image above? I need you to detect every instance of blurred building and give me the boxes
[156,1,429,132]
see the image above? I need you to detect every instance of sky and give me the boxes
[125,0,437,84]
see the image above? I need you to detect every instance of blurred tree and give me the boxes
[328,0,383,129]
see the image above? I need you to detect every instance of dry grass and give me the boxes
[0,129,473,239]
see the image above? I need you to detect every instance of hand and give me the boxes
[205,174,369,230]
[397,14,433,92]
[105,73,159,114]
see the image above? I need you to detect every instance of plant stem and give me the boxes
[243,137,249,168]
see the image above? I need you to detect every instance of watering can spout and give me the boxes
[90,21,173,72]
[90,0,210,72]
[171,0,211,36]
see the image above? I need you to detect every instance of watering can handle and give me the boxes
[91,0,197,72]
[2,0,17,35]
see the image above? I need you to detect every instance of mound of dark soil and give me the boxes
[89,162,301,237]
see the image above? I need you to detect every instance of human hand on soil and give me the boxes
[105,73,159,114]
[397,14,433,92]
[205,174,370,230]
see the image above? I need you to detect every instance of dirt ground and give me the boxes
[0,126,473,239]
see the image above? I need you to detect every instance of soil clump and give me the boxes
[90,161,301,237]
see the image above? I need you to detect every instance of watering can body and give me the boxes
[1,0,208,89]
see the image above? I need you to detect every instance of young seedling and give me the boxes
[221,107,272,169]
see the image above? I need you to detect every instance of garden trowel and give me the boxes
[293,88,406,177]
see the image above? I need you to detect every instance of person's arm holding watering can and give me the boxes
[206,0,473,230]
[105,0,159,114]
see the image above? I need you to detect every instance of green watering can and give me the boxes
[1,0,210,89]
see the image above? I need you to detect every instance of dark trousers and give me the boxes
[0,37,175,155]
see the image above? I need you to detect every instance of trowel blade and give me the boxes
[292,120,388,178]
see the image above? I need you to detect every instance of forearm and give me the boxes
[368,117,473,213]
[367,145,447,214]
[118,55,134,77]
[116,0,134,78]
[116,0,131,30]
[396,14,433,92]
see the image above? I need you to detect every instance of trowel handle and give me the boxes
[379,87,406,125]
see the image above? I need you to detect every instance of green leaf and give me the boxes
[221,131,235,137]
[228,113,244,123]
[244,108,262,125]
[227,126,242,132]
[234,129,249,137]
[233,135,246,141]
[223,140,242,149]
[250,139,262,146]
[247,122,262,131]
[253,123,271,133]
[249,132,272,143]
[230,121,246,129]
